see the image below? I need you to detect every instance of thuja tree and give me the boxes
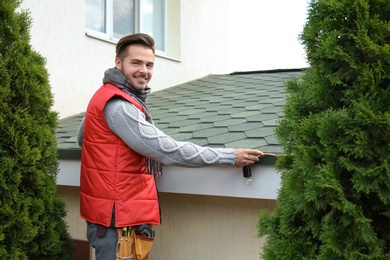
[0,1,73,259]
[258,0,390,259]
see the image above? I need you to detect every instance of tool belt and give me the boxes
[116,225,155,260]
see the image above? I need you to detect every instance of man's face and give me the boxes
[115,45,155,90]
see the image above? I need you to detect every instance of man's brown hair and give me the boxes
[116,33,155,60]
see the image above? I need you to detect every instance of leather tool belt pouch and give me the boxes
[116,225,154,260]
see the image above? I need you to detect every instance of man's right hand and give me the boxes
[234,149,263,167]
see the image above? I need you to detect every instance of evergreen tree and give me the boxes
[258,0,390,259]
[0,0,73,259]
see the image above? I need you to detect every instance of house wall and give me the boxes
[20,0,232,119]
[58,186,275,260]
[154,193,275,260]
[20,0,308,119]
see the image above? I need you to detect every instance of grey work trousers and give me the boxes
[86,221,118,260]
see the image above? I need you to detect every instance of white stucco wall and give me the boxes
[20,0,114,118]
[20,0,307,119]
[20,0,231,118]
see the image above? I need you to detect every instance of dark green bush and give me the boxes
[258,0,390,259]
[0,0,73,259]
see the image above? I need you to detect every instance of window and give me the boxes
[86,0,166,52]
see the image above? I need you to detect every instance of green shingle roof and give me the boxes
[56,69,303,164]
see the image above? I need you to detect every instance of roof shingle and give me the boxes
[56,69,303,164]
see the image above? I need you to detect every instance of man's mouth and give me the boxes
[134,76,148,84]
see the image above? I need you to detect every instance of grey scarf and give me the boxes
[103,67,162,176]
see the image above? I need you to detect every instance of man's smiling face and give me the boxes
[115,44,155,90]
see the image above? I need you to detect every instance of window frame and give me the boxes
[85,0,167,55]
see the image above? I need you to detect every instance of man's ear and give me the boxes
[115,57,121,69]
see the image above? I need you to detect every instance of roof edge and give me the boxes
[230,68,305,75]
[58,149,81,159]
[56,148,278,165]
[257,155,277,166]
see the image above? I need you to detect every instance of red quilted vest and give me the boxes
[80,83,160,227]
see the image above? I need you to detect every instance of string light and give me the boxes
[242,153,285,185]
[243,165,253,185]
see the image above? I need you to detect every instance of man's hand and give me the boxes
[234,149,263,167]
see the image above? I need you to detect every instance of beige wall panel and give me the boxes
[152,193,275,260]
[57,186,86,240]
[58,187,275,260]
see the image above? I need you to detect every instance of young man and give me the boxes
[77,33,263,260]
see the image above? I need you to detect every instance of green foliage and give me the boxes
[258,0,390,259]
[0,0,73,259]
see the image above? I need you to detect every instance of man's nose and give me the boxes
[139,64,147,73]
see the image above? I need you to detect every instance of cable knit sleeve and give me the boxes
[103,98,236,167]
